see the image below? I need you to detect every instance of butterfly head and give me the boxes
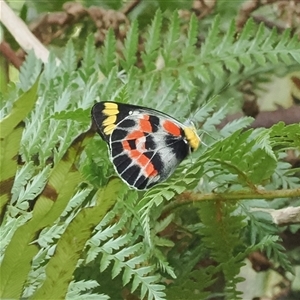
[183,122,201,152]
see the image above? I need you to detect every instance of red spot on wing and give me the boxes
[129,150,158,177]
[145,163,158,177]
[122,140,131,151]
[121,121,158,178]
[163,120,181,136]
[127,130,144,140]
[139,116,152,133]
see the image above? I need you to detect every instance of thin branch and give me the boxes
[164,188,300,212]
[0,1,52,64]
[121,0,141,15]
[251,206,300,225]
[252,15,287,33]
[0,41,23,69]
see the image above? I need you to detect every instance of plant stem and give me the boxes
[164,188,300,212]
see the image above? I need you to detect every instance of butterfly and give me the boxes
[91,101,201,190]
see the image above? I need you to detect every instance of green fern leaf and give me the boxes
[182,13,198,60]
[100,29,116,76]
[234,18,255,53]
[224,58,240,72]
[249,22,266,50]
[251,128,276,160]
[210,62,225,78]
[141,9,162,71]
[220,117,254,137]
[253,52,267,65]
[194,64,211,83]
[99,66,118,101]
[218,19,235,54]
[102,235,131,253]
[121,20,139,71]
[43,52,58,81]
[202,99,234,131]
[61,40,77,73]
[18,51,42,91]
[15,165,51,207]
[10,162,35,203]
[193,95,219,122]
[200,15,220,58]
[81,34,96,80]
[275,28,291,49]
[31,179,122,300]
[163,11,180,66]
[261,27,277,49]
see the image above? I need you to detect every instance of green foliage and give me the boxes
[1,8,300,300]
[99,29,116,77]
[120,20,139,71]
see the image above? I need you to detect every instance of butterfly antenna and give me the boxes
[201,140,209,148]
[198,129,218,149]
[200,129,217,141]
[192,83,232,120]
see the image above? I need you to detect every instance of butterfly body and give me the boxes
[91,101,200,190]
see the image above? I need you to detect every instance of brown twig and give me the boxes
[251,206,300,225]
[28,2,130,47]
[236,0,282,30]
[192,0,216,19]
[120,0,141,15]
[252,14,288,32]
[0,0,52,63]
[163,188,300,214]
[0,41,23,69]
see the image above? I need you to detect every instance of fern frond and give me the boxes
[10,162,35,204]
[81,34,97,80]
[193,17,300,84]
[202,98,234,132]
[42,52,58,82]
[162,11,180,67]
[66,280,108,300]
[251,128,276,160]
[14,165,51,209]
[18,51,42,91]
[140,73,160,106]
[141,9,162,71]
[220,116,254,137]
[153,248,176,278]
[166,268,215,300]
[198,201,247,300]
[201,15,221,57]
[270,122,300,148]
[269,158,300,189]
[121,20,139,71]
[98,66,118,101]
[201,128,277,187]
[61,40,77,73]
[193,95,219,123]
[99,28,116,77]
[182,13,198,61]
[80,77,100,109]
[265,239,294,273]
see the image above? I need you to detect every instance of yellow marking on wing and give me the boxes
[103,115,117,126]
[184,127,201,151]
[104,124,117,135]
[103,102,119,115]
